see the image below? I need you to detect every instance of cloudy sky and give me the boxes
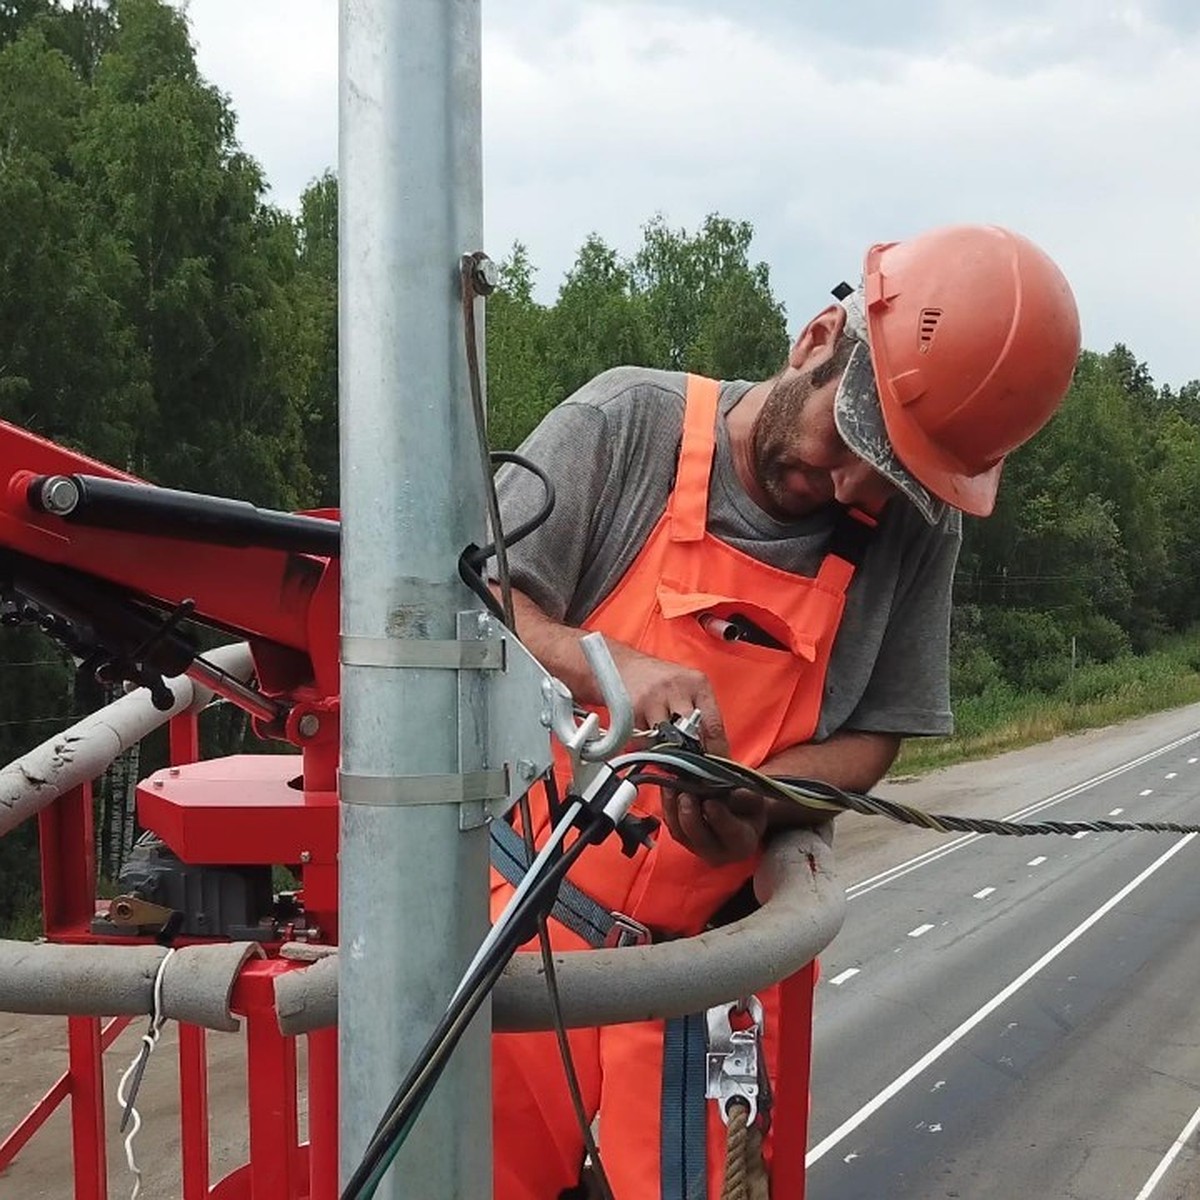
[178,0,1199,388]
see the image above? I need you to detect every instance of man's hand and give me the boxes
[504,588,729,752]
[609,645,730,754]
[660,786,767,866]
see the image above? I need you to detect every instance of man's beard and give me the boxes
[750,372,830,519]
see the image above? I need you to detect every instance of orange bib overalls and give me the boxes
[492,375,870,1199]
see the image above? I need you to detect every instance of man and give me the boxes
[490,224,1081,1199]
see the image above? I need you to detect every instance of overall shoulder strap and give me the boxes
[665,375,720,544]
[816,506,879,591]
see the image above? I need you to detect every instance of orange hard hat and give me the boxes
[833,224,1081,520]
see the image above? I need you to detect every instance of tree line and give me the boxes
[1,0,1198,929]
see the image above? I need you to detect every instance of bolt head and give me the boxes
[297,713,321,738]
[41,476,80,515]
[300,850,312,864]
[472,254,499,295]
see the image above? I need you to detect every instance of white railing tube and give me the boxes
[0,829,842,1037]
[274,826,843,1036]
[0,643,254,840]
[0,939,263,1032]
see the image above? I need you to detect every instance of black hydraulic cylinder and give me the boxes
[27,475,341,557]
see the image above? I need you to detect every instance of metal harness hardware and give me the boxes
[705,995,769,1127]
[603,912,652,949]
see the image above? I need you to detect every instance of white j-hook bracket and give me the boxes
[542,632,633,769]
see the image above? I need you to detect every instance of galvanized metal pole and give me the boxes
[338,2,489,1196]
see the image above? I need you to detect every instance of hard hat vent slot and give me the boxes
[918,308,943,347]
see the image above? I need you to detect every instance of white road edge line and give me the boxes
[807,833,1197,1168]
[1132,1098,1200,1200]
[845,731,1200,901]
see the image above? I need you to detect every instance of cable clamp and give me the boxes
[705,994,768,1127]
[340,769,507,806]
[341,634,504,670]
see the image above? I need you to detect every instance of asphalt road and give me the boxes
[806,703,1200,1200]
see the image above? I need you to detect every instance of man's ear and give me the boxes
[788,304,848,371]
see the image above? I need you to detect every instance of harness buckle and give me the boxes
[604,912,652,948]
[705,995,767,1126]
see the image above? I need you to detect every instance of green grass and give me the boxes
[897,635,1200,775]
[3,906,43,941]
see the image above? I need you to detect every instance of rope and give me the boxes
[720,1102,770,1200]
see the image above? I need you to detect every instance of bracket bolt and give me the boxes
[516,759,537,781]
[471,253,499,296]
[300,850,312,864]
[297,713,321,739]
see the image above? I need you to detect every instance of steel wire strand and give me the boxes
[617,747,1200,838]
[457,256,604,1199]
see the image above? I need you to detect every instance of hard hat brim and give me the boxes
[833,341,949,525]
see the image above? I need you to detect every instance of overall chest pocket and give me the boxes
[654,584,817,666]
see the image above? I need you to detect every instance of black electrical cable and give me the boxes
[616,744,1200,838]
[521,771,616,1200]
[458,452,555,624]
[483,452,556,551]
[342,804,612,1199]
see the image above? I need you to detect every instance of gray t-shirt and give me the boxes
[496,367,960,740]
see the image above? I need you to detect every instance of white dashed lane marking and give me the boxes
[1166,772,1178,780]
[908,924,935,939]
[1110,808,1124,816]
[1072,831,1090,839]
[973,887,996,899]
[829,968,860,986]
[1189,758,1198,765]
[1140,789,1154,797]
[1028,856,1047,866]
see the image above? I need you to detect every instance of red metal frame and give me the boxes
[3,706,338,1199]
[774,962,817,1199]
[0,415,346,1197]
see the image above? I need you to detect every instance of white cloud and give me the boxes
[179,0,1200,387]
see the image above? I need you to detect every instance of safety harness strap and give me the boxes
[489,818,619,947]
[491,819,711,1198]
[661,1013,710,1200]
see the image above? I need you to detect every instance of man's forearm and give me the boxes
[760,730,901,829]
[506,586,651,710]
[504,587,609,704]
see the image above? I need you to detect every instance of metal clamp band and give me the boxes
[341,635,503,670]
[340,769,507,806]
